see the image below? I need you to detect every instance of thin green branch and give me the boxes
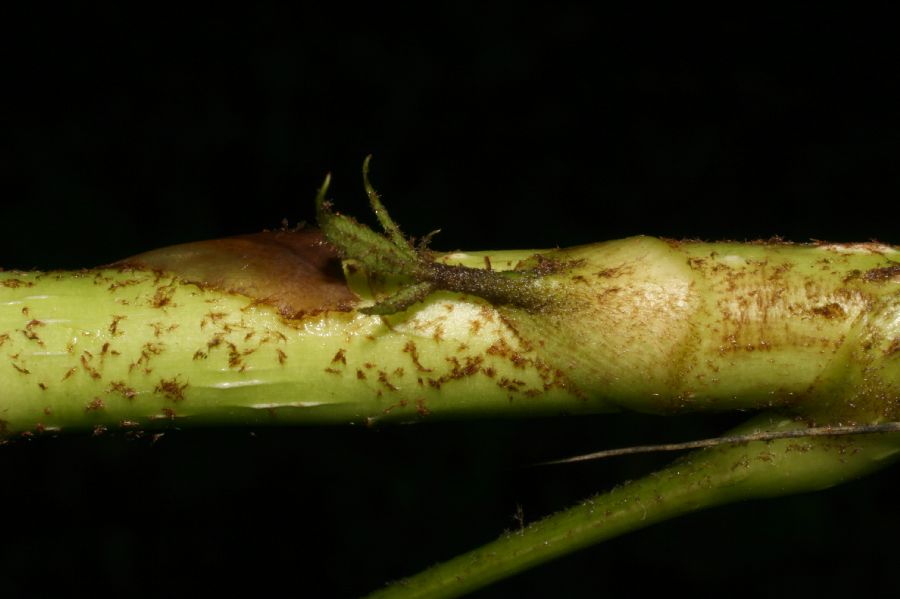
[369,415,900,598]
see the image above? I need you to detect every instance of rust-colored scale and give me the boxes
[113,229,358,318]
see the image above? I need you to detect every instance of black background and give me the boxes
[2,4,899,597]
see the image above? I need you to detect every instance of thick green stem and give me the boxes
[0,251,604,437]
[1,201,897,598]
[1,236,897,438]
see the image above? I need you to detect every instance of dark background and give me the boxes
[2,4,898,597]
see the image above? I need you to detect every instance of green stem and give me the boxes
[0,253,609,437]
[1,166,897,597]
[369,414,900,598]
[3,237,896,438]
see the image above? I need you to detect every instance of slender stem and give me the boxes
[368,415,900,598]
